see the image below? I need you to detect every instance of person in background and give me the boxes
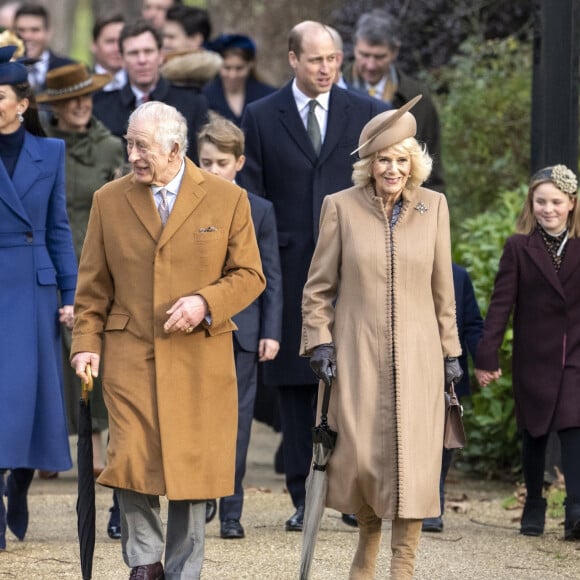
[91,12,126,92]
[0,45,77,551]
[141,0,181,30]
[197,113,283,540]
[12,2,75,92]
[342,8,444,191]
[0,1,20,29]
[70,101,265,578]
[36,62,125,539]
[203,33,276,127]
[92,19,208,163]
[422,263,483,533]
[300,97,462,579]
[160,5,222,92]
[475,165,580,541]
[239,20,388,533]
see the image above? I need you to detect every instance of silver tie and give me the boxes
[307,99,322,155]
[158,188,170,226]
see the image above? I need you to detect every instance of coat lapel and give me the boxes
[558,237,580,287]
[318,87,349,165]
[523,230,565,300]
[158,160,206,249]
[125,180,162,243]
[277,83,318,164]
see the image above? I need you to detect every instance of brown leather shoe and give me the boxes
[128,562,164,580]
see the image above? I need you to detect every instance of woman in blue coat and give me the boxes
[0,46,77,550]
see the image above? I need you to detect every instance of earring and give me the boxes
[17,111,24,123]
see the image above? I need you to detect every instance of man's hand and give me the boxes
[164,295,209,334]
[258,338,280,362]
[71,352,100,383]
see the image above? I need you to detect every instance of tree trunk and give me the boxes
[207,0,344,87]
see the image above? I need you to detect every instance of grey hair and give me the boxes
[128,101,188,159]
[354,9,401,49]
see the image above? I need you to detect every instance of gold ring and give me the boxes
[186,326,194,334]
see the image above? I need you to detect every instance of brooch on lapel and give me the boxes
[199,226,217,233]
[414,202,428,215]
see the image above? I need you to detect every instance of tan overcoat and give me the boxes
[300,185,461,519]
[71,160,265,500]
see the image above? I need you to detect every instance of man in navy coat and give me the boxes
[239,20,388,531]
[93,19,208,162]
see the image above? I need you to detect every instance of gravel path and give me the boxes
[1,422,579,579]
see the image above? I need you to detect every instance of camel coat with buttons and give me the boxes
[300,184,461,519]
[71,159,265,500]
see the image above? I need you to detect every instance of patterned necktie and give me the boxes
[306,99,322,155]
[158,188,170,226]
[141,93,150,105]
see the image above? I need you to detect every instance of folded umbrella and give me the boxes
[299,377,337,580]
[77,365,95,580]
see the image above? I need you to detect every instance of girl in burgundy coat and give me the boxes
[475,165,580,541]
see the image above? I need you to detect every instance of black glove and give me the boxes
[309,344,336,386]
[444,357,463,387]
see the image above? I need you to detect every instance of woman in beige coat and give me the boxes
[300,96,462,579]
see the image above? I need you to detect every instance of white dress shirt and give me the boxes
[292,79,331,143]
[151,160,185,214]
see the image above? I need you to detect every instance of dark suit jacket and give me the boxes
[452,263,483,397]
[203,76,276,127]
[475,231,580,436]
[233,192,283,352]
[239,82,388,385]
[92,77,208,162]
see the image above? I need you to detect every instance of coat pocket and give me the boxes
[105,313,130,331]
[37,267,57,285]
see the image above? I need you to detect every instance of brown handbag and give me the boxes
[444,381,466,449]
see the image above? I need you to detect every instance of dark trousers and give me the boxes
[277,383,317,508]
[522,427,580,500]
[219,347,258,521]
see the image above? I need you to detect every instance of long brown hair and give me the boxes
[12,82,46,137]
[516,166,580,237]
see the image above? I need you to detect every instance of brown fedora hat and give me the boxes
[36,63,111,103]
[351,94,422,158]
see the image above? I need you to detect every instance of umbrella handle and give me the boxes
[81,364,94,405]
[320,378,332,427]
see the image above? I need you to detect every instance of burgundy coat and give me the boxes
[476,230,580,436]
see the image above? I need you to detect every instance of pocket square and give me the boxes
[199,226,217,233]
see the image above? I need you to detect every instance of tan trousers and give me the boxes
[348,504,422,580]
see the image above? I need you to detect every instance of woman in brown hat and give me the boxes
[37,63,124,538]
[300,96,462,579]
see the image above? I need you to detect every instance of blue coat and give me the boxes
[233,193,283,351]
[203,75,276,127]
[0,133,77,470]
[452,263,483,397]
[239,82,388,385]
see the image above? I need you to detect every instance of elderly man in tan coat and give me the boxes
[71,101,265,580]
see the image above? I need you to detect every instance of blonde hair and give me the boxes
[516,165,580,237]
[197,112,245,159]
[351,137,432,189]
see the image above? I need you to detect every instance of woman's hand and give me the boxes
[309,343,336,386]
[59,304,74,329]
[475,368,502,387]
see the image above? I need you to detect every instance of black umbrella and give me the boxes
[299,377,337,580]
[77,365,95,580]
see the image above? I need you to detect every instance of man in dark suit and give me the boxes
[239,20,388,531]
[13,3,75,92]
[92,19,208,162]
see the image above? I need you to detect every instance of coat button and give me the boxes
[25,231,33,243]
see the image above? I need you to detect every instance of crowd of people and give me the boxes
[0,1,579,578]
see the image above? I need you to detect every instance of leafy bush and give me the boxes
[453,186,526,479]
[434,35,532,224]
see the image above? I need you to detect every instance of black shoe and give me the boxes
[6,469,34,541]
[220,519,245,539]
[205,499,217,524]
[520,497,546,536]
[564,497,580,541]
[341,513,358,527]
[107,504,121,540]
[285,505,305,531]
[422,516,443,532]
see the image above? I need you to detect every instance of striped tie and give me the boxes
[158,188,169,226]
